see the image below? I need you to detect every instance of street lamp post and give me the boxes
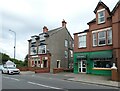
[9,29,16,59]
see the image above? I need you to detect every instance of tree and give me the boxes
[24,54,28,66]
[0,52,10,64]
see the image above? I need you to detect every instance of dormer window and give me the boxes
[39,34,45,41]
[97,9,105,24]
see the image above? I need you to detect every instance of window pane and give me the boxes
[65,51,68,58]
[98,31,106,45]
[30,47,37,55]
[65,39,68,47]
[98,11,105,23]
[94,61,112,68]
[78,35,86,48]
[93,33,97,46]
[107,29,112,44]
[38,45,46,54]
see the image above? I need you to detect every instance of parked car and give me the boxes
[0,65,4,71]
[2,66,20,75]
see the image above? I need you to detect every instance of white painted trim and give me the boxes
[78,33,87,36]
[92,27,112,33]
[97,8,105,12]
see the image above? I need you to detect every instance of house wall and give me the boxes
[112,4,120,81]
[46,28,73,72]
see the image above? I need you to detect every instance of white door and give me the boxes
[78,60,86,73]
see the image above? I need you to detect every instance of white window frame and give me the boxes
[65,51,68,58]
[39,34,45,41]
[97,9,105,24]
[107,29,112,45]
[30,47,37,55]
[38,45,46,54]
[93,33,97,46]
[78,33,87,48]
[65,39,68,47]
[57,60,61,68]
[98,31,106,46]
[70,50,73,57]
[31,37,36,43]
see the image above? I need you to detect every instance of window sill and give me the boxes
[78,47,87,49]
[92,68,111,70]
[98,21,105,25]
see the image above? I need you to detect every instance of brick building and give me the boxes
[73,1,120,77]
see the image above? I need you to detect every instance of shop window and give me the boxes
[98,9,105,24]
[98,31,106,46]
[107,29,112,45]
[38,45,46,54]
[78,35,86,48]
[94,61,112,68]
[93,33,97,46]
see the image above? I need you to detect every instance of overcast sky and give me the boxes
[0,0,119,61]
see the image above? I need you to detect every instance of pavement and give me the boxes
[20,71,119,88]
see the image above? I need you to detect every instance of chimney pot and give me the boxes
[43,26,48,33]
[62,19,67,27]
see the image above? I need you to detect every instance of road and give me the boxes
[1,72,119,91]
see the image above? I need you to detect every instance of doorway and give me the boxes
[78,60,86,73]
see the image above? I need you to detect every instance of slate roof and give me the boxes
[73,29,89,35]
[94,1,111,14]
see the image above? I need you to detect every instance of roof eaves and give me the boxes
[73,29,89,35]
[87,18,96,25]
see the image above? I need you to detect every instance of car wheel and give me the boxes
[2,70,4,74]
[7,71,10,74]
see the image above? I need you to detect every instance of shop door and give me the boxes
[78,60,86,73]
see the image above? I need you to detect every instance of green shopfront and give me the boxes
[74,50,113,76]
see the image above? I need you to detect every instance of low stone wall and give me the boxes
[18,67,50,73]
[63,68,73,72]
[17,67,29,71]
[53,68,64,74]
[35,68,49,73]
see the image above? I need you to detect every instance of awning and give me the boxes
[77,55,87,60]
[90,51,112,60]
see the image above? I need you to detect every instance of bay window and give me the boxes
[38,45,46,54]
[30,47,37,55]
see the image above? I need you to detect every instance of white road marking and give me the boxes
[3,76,20,81]
[10,78,20,81]
[28,81,62,90]
[3,76,10,79]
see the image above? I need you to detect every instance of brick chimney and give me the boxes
[62,19,67,27]
[43,26,48,33]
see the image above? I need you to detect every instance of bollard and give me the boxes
[111,63,118,81]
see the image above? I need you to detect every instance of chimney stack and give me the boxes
[62,19,67,27]
[43,26,48,33]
